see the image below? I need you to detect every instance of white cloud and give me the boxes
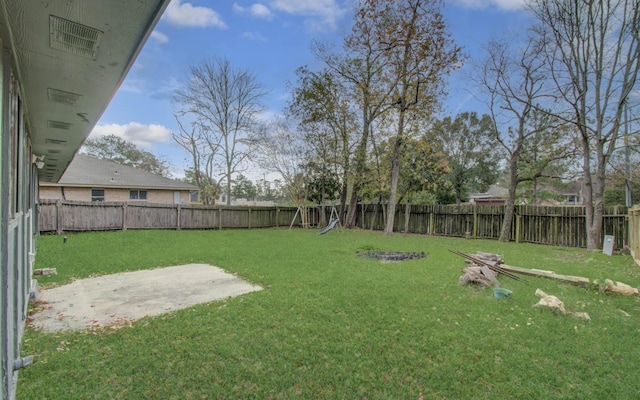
[242,31,267,41]
[270,0,347,30]
[164,0,228,28]
[449,0,529,10]
[233,2,275,19]
[150,31,169,43]
[90,123,173,149]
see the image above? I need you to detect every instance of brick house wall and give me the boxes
[39,186,191,204]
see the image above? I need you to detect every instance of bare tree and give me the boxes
[172,117,219,204]
[480,36,573,242]
[530,0,640,249]
[174,58,267,205]
[250,117,309,209]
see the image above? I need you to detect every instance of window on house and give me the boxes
[91,189,105,202]
[130,190,148,200]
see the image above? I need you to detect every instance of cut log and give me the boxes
[459,266,500,288]
[476,251,502,263]
[34,268,57,276]
[499,264,591,288]
[533,289,591,321]
[603,279,639,296]
[480,265,500,287]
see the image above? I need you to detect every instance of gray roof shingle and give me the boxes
[43,154,198,191]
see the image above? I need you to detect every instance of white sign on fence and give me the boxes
[603,235,615,256]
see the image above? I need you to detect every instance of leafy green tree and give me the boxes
[183,168,220,205]
[81,134,172,177]
[287,66,358,221]
[231,174,257,200]
[430,112,501,207]
[374,0,463,235]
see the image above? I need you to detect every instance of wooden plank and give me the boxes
[499,264,591,288]
[480,265,500,287]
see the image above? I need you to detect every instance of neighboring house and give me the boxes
[40,155,198,205]
[0,1,170,399]
[469,185,509,206]
[470,183,583,207]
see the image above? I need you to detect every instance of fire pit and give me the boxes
[356,251,427,262]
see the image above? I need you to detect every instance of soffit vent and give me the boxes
[48,88,82,106]
[46,139,67,147]
[50,15,102,59]
[47,120,72,130]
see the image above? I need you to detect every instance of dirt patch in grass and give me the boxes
[28,264,261,333]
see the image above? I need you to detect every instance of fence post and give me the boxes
[218,206,223,230]
[515,214,522,243]
[176,204,181,230]
[275,207,279,228]
[122,203,128,231]
[56,199,63,235]
[473,204,478,239]
[429,211,434,235]
[248,208,251,229]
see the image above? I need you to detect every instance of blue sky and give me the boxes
[93,0,532,178]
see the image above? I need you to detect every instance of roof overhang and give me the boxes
[0,0,170,182]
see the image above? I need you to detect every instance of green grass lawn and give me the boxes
[19,229,640,399]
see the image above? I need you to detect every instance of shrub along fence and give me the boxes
[39,200,628,250]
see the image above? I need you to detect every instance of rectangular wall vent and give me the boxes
[45,139,67,146]
[47,88,82,106]
[50,15,102,59]
[47,149,61,154]
[47,120,71,130]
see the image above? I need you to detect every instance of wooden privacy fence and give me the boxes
[39,200,299,233]
[39,200,629,250]
[352,203,628,250]
[628,206,640,265]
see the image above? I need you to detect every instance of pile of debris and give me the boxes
[455,251,525,288]
[452,249,640,321]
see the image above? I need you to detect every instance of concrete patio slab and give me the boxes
[29,264,262,333]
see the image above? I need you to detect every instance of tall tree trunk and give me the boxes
[384,155,401,235]
[384,106,407,235]
[345,189,359,228]
[339,178,348,223]
[499,156,519,242]
[226,167,232,206]
[346,109,371,228]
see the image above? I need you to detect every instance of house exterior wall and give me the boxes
[38,186,62,200]
[1,48,37,400]
[40,186,191,204]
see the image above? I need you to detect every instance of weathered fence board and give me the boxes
[38,200,629,250]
